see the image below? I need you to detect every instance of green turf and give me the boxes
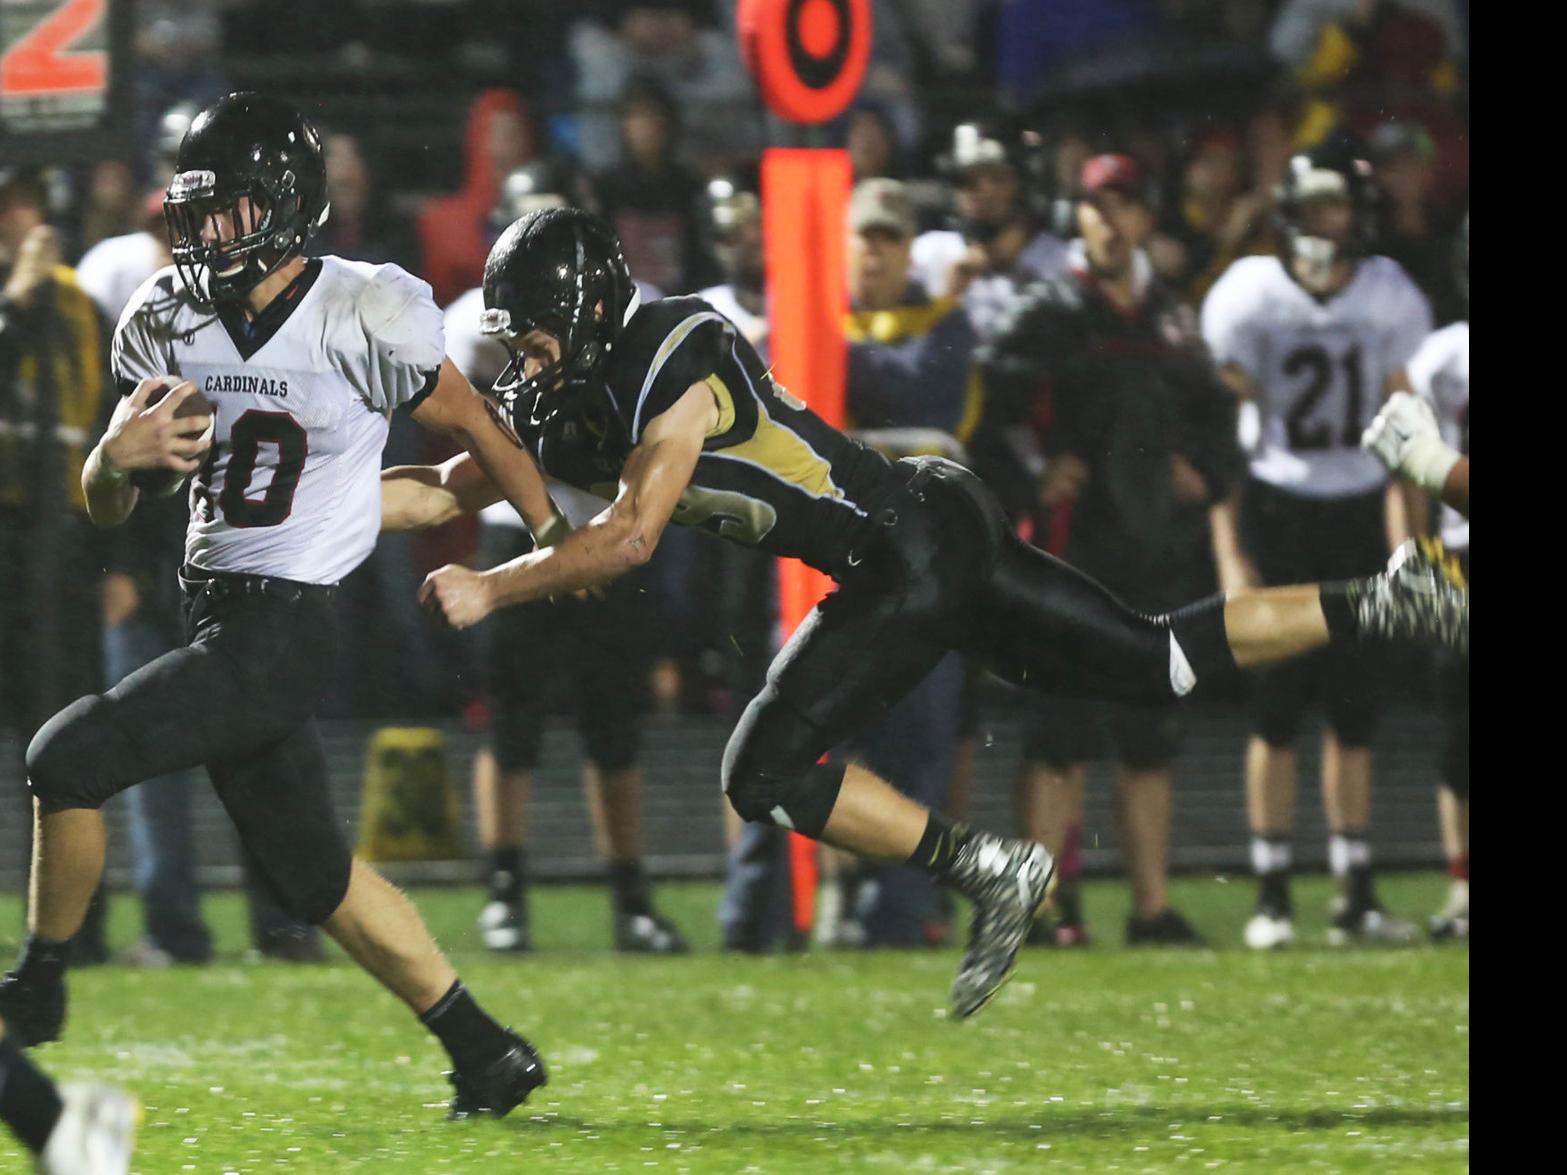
[1,874,1467,1173]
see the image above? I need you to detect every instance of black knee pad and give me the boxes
[213,774,352,926]
[25,694,121,810]
[581,711,640,773]
[1324,650,1380,748]
[1114,703,1181,771]
[237,826,351,926]
[1326,693,1378,748]
[1253,660,1313,748]
[490,706,544,773]
[722,688,846,837]
[1023,696,1102,768]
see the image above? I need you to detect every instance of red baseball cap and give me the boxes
[1080,153,1147,200]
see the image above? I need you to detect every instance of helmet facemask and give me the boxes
[164,166,327,309]
[1278,157,1369,297]
[481,212,638,443]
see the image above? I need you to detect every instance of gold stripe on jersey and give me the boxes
[705,374,737,438]
[633,310,729,441]
[672,484,779,545]
[713,373,845,502]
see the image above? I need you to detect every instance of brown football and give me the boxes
[129,382,216,496]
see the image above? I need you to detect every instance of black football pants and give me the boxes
[723,458,1229,831]
[25,568,353,925]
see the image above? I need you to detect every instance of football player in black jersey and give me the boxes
[384,208,1468,1019]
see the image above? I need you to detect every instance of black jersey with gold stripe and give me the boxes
[521,296,901,575]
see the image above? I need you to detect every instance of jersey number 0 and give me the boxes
[195,410,308,528]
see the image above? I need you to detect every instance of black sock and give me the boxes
[1319,582,1359,643]
[419,981,511,1073]
[10,935,70,986]
[1258,872,1292,916]
[909,814,968,876]
[0,1033,64,1154]
[486,847,525,903]
[1348,864,1377,910]
[1053,880,1085,927]
[608,860,652,917]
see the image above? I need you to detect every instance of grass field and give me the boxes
[0,873,1467,1173]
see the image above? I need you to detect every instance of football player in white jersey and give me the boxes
[1364,213,1469,939]
[696,177,768,354]
[0,94,563,1119]
[911,120,1069,345]
[445,160,689,958]
[1203,144,1434,949]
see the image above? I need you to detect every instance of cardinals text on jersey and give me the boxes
[111,257,445,583]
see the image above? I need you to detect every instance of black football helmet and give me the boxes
[1275,144,1377,295]
[480,207,636,439]
[490,159,594,228]
[937,119,1050,244]
[164,92,329,309]
[701,175,763,287]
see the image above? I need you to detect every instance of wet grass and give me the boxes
[1,873,1467,1172]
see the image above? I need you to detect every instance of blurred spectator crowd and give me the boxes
[2,0,1467,957]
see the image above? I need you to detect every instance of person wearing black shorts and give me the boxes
[469,518,688,953]
[984,154,1247,948]
[389,208,1467,1020]
[1203,144,1437,949]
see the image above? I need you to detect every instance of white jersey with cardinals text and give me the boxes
[1202,254,1432,498]
[1406,320,1469,552]
[112,258,445,584]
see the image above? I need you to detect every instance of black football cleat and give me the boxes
[613,910,690,955]
[447,1030,548,1120]
[0,970,66,1046]
[1126,908,1206,947]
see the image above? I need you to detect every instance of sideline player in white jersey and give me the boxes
[0,93,562,1119]
[443,159,689,957]
[1364,213,1469,939]
[1202,144,1434,949]
[911,120,1068,345]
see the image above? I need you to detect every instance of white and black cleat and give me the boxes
[1244,910,1296,950]
[478,900,531,953]
[1327,898,1417,946]
[1353,537,1468,654]
[945,835,1054,1019]
[614,910,690,955]
[36,1083,140,1175]
[1428,882,1469,941]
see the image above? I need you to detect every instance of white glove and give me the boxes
[1362,391,1460,495]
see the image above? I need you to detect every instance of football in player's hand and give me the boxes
[129,384,217,496]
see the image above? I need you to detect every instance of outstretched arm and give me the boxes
[380,453,507,531]
[419,380,717,628]
[409,357,563,538]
